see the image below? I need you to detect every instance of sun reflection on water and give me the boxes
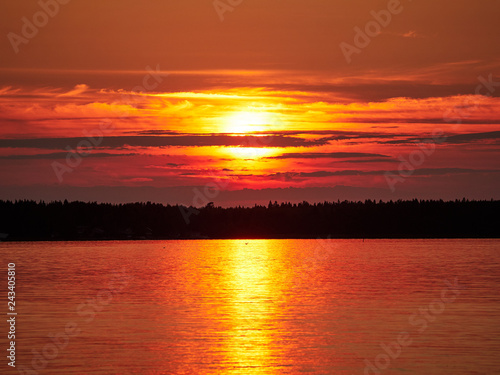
[222,240,280,374]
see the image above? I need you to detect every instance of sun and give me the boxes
[224,110,270,134]
[219,109,282,160]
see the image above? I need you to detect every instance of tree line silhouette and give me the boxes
[0,199,498,241]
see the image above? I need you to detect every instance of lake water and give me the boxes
[1,239,499,374]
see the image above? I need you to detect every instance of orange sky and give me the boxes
[0,0,499,205]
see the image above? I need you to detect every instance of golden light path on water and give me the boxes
[223,240,276,373]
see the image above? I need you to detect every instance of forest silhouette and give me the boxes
[0,199,498,241]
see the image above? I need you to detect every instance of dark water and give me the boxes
[1,239,499,374]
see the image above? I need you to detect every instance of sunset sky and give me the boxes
[1,0,499,206]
